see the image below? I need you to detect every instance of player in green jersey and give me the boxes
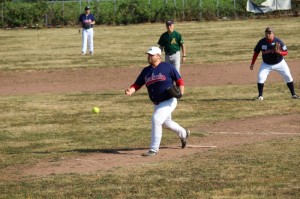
[158,19,186,73]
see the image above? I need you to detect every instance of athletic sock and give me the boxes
[287,81,296,96]
[257,83,264,97]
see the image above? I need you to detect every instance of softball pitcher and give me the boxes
[250,27,299,100]
[125,47,190,156]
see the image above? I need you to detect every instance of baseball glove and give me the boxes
[83,23,91,29]
[167,85,182,99]
[274,42,282,54]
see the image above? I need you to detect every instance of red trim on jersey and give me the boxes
[176,78,184,87]
[130,83,142,91]
[251,52,259,65]
[279,51,288,56]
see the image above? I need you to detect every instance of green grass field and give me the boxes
[1,17,300,198]
[0,17,299,71]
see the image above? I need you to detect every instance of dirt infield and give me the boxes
[1,60,299,178]
[1,60,300,95]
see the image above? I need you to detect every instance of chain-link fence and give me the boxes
[1,0,299,28]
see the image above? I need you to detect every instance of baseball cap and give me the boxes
[147,47,161,55]
[85,6,90,10]
[265,27,273,33]
[166,19,174,26]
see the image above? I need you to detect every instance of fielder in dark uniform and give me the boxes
[79,6,95,55]
[158,19,186,73]
[125,46,190,156]
[250,27,299,100]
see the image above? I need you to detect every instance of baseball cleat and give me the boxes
[81,52,86,56]
[90,51,93,55]
[256,96,264,101]
[292,94,300,99]
[142,150,157,157]
[181,129,190,149]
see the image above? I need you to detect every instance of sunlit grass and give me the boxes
[1,83,299,169]
[1,17,300,198]
[0,17,299,71]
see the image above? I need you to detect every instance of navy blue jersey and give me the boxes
[134,62,182,104]
[79,14,95,29]
[254,37,287,65]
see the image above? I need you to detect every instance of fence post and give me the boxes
[62,1,64,24]
[114,0,117,15]
[79,0,82,15]
[217,0,219,18]
[234,0,236,18]
[1,2,3,28]
[182,0,185,20]
[199,0,202,20]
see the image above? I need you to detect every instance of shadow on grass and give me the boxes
[198,98,255,102]
[33,146,176,155]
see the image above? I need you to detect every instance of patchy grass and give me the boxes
[1,18,300,198]
[0,18,299,71]
[1,83,300,198]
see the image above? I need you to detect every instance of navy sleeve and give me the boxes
[90,14,95,21]
[134,68,147,87]
[254,39,262,53]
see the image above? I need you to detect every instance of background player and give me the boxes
[125,46,190,156]
[158,19,186,73]
[79,6,95,55]
[250,27,299,100]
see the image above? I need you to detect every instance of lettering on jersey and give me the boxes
[171,38,177,45]
[262,45,267,50]
[145,73,166,86]
[262,49,274,54]
[261,44,273,54]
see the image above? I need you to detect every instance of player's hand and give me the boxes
[182,56,186,62]
[250,64,254,70]
[125,88,135,96]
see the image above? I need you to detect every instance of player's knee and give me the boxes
[284,77,293,83]
[152,117,163,126]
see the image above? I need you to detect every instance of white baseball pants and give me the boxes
[258,59,293,83]
[150,97,187,153]
[81,28,94,54]
[165,51,181,73]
